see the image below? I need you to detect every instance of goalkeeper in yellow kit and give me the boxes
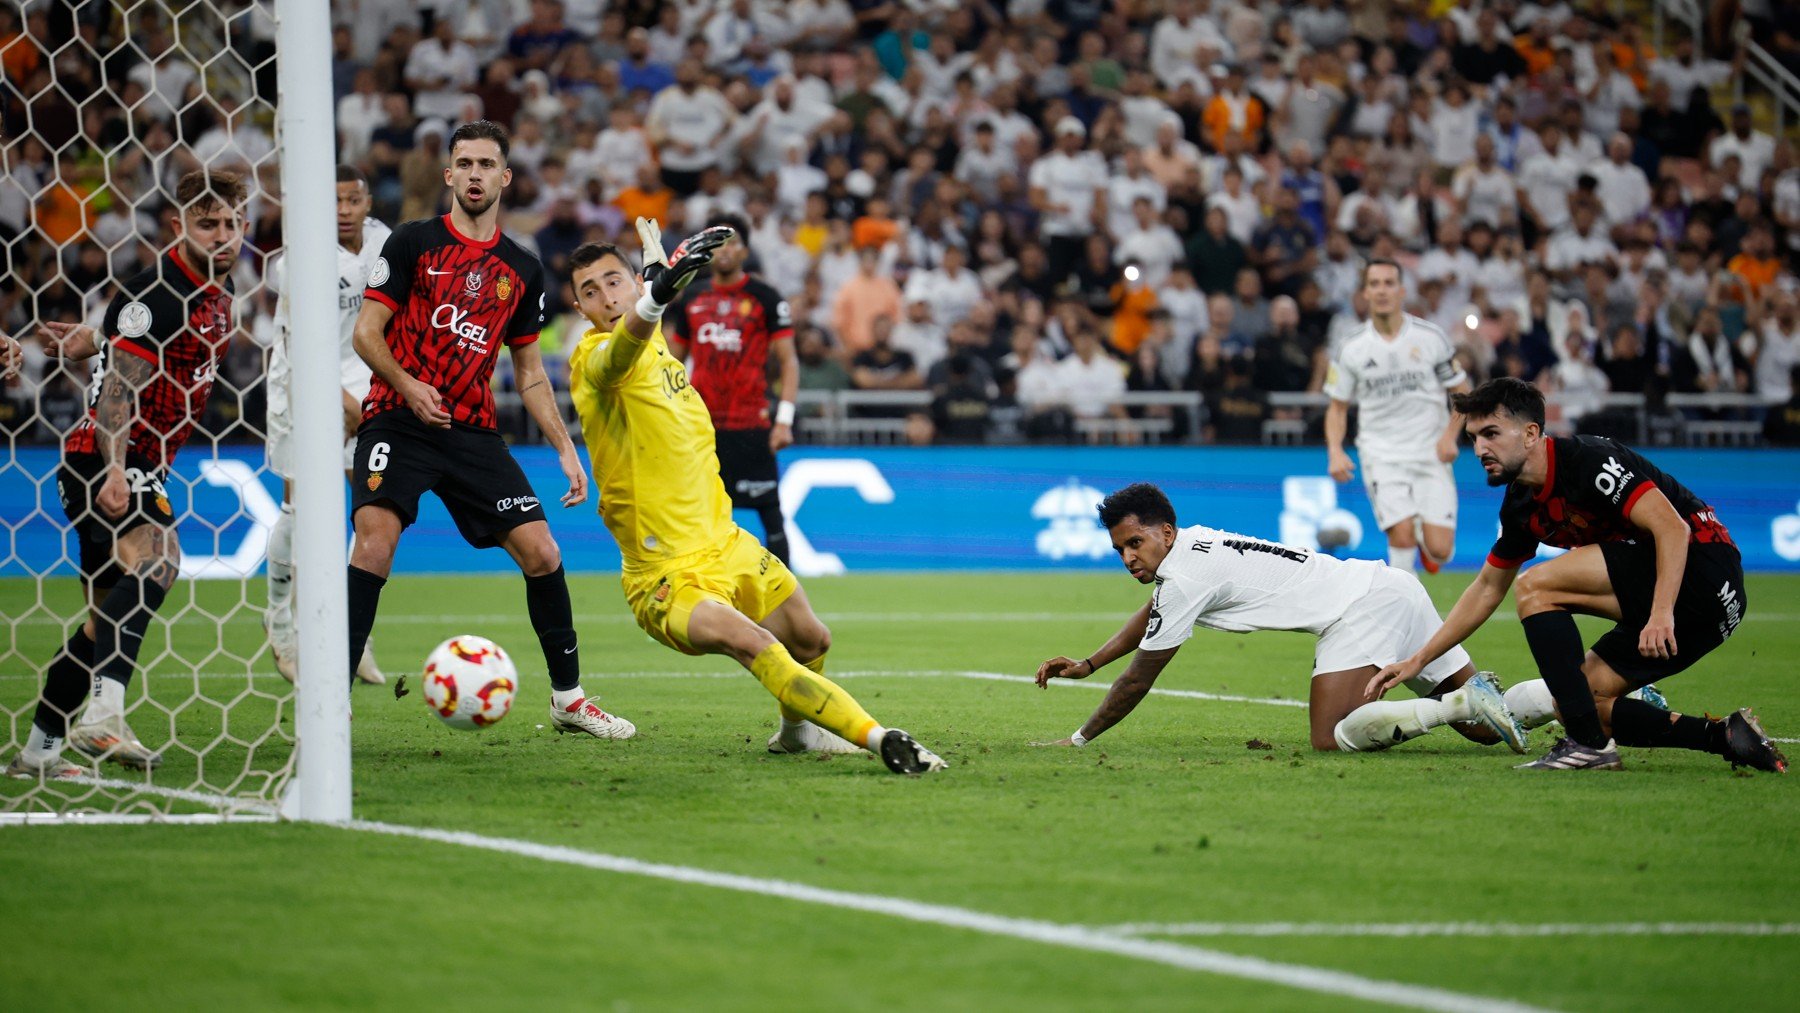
[565,220,946,774]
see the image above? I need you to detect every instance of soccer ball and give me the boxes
[422,635,518,730]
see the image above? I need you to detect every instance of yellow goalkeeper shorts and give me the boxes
[621,526,797,656]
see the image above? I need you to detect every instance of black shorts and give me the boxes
[351,413,546,549]
[57,451,176,587]
[715,427,779,509]
[1592,540,1747,686]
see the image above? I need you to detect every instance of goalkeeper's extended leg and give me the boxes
[685,599,945,773]
[756,585,858,754]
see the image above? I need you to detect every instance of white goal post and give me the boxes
[274,0,351,823]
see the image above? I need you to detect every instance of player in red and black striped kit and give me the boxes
[1372,378,1785,773]
[666,213,799,564]
[6,170,246,780]
[348,120,632,739]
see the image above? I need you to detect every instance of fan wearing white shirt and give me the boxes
[265,166,391,686]
[1325,260,1472,574]
[1588,134,1651,227]
[1028,117,1110,282]
[1113,198,1183,287]
[902,244,985,328]
[1031,483,1523,753]
[645,60,739,193]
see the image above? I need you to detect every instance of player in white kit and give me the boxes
[264,165,390,684]
[1032,483,1526,753]
[1323,260,1471,573]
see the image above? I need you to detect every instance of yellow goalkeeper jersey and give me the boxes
[569,317,734,571]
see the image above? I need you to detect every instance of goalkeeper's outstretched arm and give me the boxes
[621,219,736,342]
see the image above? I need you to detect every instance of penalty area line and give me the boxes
[343,818,1550,1013]
[1098,921,1800,939]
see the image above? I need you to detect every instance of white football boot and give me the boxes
[767,721,864,755]
[67,713,162,770]
[355,642,386,686]
[550,698,638,739]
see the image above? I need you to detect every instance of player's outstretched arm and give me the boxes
[1036,599,1153,688]
[1036,645,1179,746]
[619,221,736,343]
[351,298,449,428]
[510,340,588,508]
[1368,562,1517,698]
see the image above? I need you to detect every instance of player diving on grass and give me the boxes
[1031,482,1527,753]
[563,218,946,774]
[1370,378,1786,772]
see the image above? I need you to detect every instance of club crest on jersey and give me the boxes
[495,276,512,301]
[367,474,382,492]
[465,270,484,296]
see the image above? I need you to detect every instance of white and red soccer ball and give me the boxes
[422,635,517,729]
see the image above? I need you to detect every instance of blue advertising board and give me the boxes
[5,445,1800,577]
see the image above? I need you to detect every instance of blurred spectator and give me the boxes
[1745,290,1800,405]
[406,18,479,121]
[1252,296,1322,393]
[646,60,737,195]
[1764,367,1800,445]
[833,246,904,355]
[1687,306,1752,394]
[850,315,923,408]
[1029,116,1108,283]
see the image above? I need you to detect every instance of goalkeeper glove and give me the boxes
[643,225,736,307]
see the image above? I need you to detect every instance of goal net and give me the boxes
[1,0,324,821]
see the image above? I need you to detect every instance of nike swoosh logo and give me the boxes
[199,326,214,334]
[426,268,454,276]
[563,647,577,654]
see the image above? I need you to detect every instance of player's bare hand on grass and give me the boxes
[1035,656,1093,687]
[1030,737,1075,746]
[1367,657,1422,700]
[35,321,98,360]
[556,447,589,507]
[1328,448,1355,483]
[769,422,793,452]
[1640,609,1678,659]
[1436,433,1460,463]
[97,466,129,519]
[400,376,452,428]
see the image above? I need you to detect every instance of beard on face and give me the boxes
[1485,456,1525,486]
[455,189,500,217]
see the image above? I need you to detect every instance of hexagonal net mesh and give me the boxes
[3,1,297,818]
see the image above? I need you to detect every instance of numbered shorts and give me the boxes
[621,526,797,655]
[715,427,780,509]
[265,384,355,477]
[350,412,546,549]
[1592,540,1747,687]
[56,452,176,586]
[1361,457,1457,532]
[1314,565,1470,694]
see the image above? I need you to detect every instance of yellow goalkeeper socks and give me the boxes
[750,643,879,750]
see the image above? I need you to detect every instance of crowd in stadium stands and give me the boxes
[2,0,1800,447]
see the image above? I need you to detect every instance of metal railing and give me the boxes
[1654,0,1798,137]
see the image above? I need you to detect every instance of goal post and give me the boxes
[275,0,351,824]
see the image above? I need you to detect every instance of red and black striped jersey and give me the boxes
[667,274,791,431]
[64,249,234,472]
[1487,436,1733,568]
[362,214,547,430]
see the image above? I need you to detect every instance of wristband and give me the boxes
[1081,657,1096,675]
[775,400,796,426]
[1070,730,1089,747]
[634,291,666,321]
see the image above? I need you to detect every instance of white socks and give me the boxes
[1333,688,1472,752]
[83,673,126,724]
[551,687,586,711]
[1504,679,1559,729]
[22,722,62,762]
[267,504,295,643]
[1387,544,1417,571]
[862,725,888,751]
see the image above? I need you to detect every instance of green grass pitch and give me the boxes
[2,571,1796,1010]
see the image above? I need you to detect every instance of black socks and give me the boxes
[346,565,386,678]
[1521,610,1608,748]
[525,565,580,692]
[33,628,96,738]
[93,575,167,688]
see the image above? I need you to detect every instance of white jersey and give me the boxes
[1140,525,1384,651]
[1322,313,1466,464]
[269,217,391,403]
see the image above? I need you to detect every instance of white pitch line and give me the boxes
[345,819,1549,1013]
[1099,921,1800,939]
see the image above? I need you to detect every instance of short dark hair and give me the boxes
[336,164,367,187]
[1097,482,1177,530]
[1360,257,1403,289]
[1452,377,1546,428]
[449,119,511,162]
[569,241,630,276]
[175,169,246,213]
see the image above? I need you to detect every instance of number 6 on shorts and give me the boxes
[367,441,390,471]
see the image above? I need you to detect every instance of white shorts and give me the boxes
[266,387,356,479]
[1312,566,1470,695]
[1361,457,1457,532]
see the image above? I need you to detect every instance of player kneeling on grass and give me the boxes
[1033,482,1527,753]
[1369,378,1786,773]
[562,220,945,774]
